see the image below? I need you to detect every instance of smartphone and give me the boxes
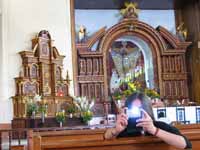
[124,106,143,132]
[124,106,142,119]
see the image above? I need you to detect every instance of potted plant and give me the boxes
[56,110,66,127]
[26,100,38,118]
[81,110,93,125]
[66,105,76,118]
[26,94,42,118]
[38,100,48,123]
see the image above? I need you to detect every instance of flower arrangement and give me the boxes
[73,96,94,112]
[144,88,160,99]
[38,99,48,114]
[25,94,48,122]
[73,96,94,124]
[33,94,42,102]
[81,111,93,124]
[111,78,160,102]
[26,94,42,117]
[66,105,76,118]
[112,81,141,101]
[34,96,48,123]
[56,111,66,123]
[26,100,38,117]
[66,105,76,114]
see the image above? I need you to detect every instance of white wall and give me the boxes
[0,0,73,123]
[75,9,176,35]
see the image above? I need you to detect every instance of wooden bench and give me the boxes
[28,124,200,150]
[11,145,26,150]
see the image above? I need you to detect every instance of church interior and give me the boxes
[0,0,200,149]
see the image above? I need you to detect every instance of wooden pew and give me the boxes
[0,129,28,150]
[11,145,26,150]
[29,124,200,150]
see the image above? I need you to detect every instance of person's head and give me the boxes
[125,92,155,120]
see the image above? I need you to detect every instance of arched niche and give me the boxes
[109,35,155,90]
[99,18,165,100]
[75,17,191,115]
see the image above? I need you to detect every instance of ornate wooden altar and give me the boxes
[12,30,72,119]
[74,5,191,115]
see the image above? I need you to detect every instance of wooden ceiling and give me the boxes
[75,0,175,10]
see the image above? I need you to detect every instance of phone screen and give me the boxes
[125,106,143,132]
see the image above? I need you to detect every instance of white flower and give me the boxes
[73,96,95,112]
[89,101,94,109]
[34,94,41,102]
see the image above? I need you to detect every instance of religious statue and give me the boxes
[110,41,141,81]
[176,22,188,41]
[78,25,87,42]
[110,69,121,93]
[120,2,140,19]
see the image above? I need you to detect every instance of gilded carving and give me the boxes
[12,30,72,119]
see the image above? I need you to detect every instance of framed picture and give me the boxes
[196,107,200,123]
[176,107,186,123]
[157,108,166,119]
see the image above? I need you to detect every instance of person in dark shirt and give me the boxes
[104,92,192,149]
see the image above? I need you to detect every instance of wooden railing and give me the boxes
[31,124,200,150]
[0,129,32,150]
[1,124,200,150]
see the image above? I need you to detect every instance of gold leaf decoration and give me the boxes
[120,2,140,19]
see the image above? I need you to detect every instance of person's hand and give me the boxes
[136,109,157,135]
[115,112,128,133]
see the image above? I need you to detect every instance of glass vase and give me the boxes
[41,112,45,123]
[69,113,73,118]
[59,122,63,128]
[31,111,36,119]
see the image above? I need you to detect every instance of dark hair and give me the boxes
[125,92,155,120]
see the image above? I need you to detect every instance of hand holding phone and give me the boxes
[136,109,156,135]
[115,113,128,133]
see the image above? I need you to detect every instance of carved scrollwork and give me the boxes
[75,14,191,116]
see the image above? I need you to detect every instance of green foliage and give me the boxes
[38,104,48,114]
[26,102,38,117]
[66,105,76,114]
[56,111,66,123]
[73,96,94,113]
[111,79,160,101]
[144,89,160,99]
[81,111,93,124]
[112,90,122,100]
[112,81,140,100]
